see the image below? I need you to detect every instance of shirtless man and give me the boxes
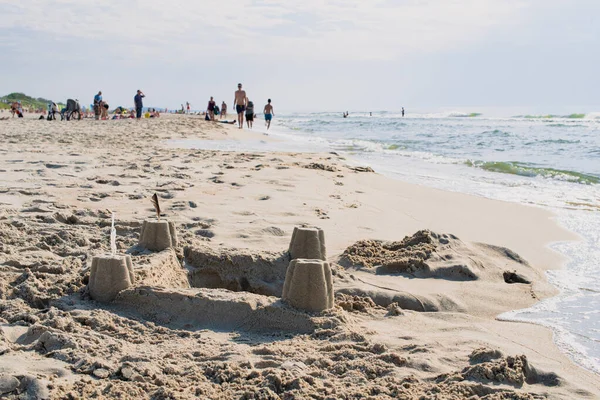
[263,99,274,130]
[233,83,247,129]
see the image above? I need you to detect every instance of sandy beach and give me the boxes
[0,114,598,399]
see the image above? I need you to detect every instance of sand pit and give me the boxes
[0,117,597,399]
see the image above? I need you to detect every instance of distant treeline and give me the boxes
[1,92,65,110]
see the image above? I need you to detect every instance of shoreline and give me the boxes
[0,115,598,398]
[253,116,600,375]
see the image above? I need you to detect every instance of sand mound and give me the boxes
[339,230,533,283]
[335,293,379,313]
[131,248,189,289]
[184,245,289,296]
[333,230,545,315]
[336,286,466,312]
[461,352,562,387]
[340,229,436,269]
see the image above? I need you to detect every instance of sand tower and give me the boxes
[282,259,334,312]
[288,227,326,261]
[88,255,135,302]
[138,219,178,251]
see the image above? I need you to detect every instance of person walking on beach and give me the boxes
[186,102,190,114]
[207,97,216,121]
[221,101,227,119]
[93,91,102,120]
[233,83,247,129]
[263,99,274,130]
[245,99,254,129]
[134,90,145,119]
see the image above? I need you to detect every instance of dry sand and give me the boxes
[0,114,598,399]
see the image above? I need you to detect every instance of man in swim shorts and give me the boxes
[263,99,274,130]
[233,83,247,129]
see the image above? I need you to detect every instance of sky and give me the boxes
[0,0,598,114]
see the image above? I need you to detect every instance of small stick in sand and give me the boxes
[110,211,117,255]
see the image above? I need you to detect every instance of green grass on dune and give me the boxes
[1,92,65,110]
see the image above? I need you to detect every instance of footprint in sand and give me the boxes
[315,208,330,219]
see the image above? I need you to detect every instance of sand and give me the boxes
[0,114,598,399]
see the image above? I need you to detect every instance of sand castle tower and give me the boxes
[88,213,136,302]
[288,227,326,261]
[282,259,334,312]
[138,194,178,251]
[88,254,135,302]
[138,219,178,251]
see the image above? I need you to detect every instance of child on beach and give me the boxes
[263,99,274,130]
[245,100,254,129]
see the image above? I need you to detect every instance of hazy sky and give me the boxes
[1,0,598,113]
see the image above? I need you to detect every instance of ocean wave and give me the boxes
[516,113,588,119]
[465,161,600,185]
[547,123,587,128]
[539,139,582,144]
[584,112,600,120]
[447,112,482,118]
[481,129,513,137]
[524,139,582,145]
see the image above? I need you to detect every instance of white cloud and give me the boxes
[0,0,540,61]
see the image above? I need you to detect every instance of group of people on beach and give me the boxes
[231,83,274,130]
[93,90,146,120]
[3,84,276,129]
[199,83,274,130]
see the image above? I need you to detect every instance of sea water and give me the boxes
[171,111,600,374]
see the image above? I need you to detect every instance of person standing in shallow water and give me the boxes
[233,83,247,129]
[263,99,274,130]
[402,107,405,117]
